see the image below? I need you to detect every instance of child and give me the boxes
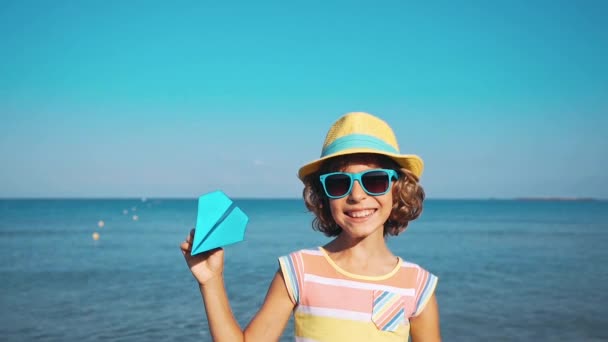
[181,112,441,341]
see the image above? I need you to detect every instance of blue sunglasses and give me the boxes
[319,168,398,199]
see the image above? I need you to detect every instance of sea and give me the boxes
[1,198,607,341]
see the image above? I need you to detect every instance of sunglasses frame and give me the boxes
[319,168,399,199]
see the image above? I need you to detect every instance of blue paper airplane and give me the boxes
[191,190,249,255]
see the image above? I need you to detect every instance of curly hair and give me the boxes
[302,153,425,237]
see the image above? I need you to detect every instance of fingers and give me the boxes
[187,228,194,243]
[180,241,191,256]
[181,229,194,253]
[180,240,190,250]
[181,228,195,251]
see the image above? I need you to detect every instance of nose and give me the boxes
[347,179,367,202]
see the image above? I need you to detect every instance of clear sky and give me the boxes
[1,0,606,199]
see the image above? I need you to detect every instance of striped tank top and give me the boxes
[278,247,438,342]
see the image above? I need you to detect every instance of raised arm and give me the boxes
[181,230,294,342]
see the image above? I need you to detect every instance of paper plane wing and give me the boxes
[191,190,249,255]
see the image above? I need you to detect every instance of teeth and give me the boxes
[348,209,375,218]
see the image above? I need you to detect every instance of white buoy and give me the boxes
[132,215,139,221]
[97,220,105,228]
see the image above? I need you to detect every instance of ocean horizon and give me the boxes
[1,198,607,341]
[2,197,605,201]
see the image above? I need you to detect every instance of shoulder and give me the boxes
[278,247,323,262]
[397,258,439,317]
[399,258,425,269]
[399,258,436,277]
[277,247,323,305]
[396,259,439,296]
[277,247,325,275]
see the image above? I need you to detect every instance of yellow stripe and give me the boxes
[294,312,408,342]
[374,294,400,319]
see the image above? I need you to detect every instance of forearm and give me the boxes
[199,277,244,342]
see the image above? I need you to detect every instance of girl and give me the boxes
[181,112,441,341]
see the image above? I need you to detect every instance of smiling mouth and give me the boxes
[345,209,377,218]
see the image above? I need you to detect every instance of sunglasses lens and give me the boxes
[361,171,390,194]
[324,174,352,197]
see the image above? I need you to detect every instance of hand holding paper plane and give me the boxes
[190,190,249,256]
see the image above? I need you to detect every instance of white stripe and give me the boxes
[401,261,421,269]
[296,337,320,342]
[297,305,370,322]
[293,253,305,302]
[414,275,438,316]
[301,249,323,256]
[305,274,415,296]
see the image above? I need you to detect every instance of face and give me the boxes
[327,157,394,240]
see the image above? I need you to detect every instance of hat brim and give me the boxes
[298,148,424,180]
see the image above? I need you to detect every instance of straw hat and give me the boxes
[298,112,424,180]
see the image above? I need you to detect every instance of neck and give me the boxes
[325,229,391,260]
[322,229,398,277]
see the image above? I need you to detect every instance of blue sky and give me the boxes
[1,0,606,199]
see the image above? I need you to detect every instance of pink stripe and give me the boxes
[304,280,370,312]
[375,299,403,327]
[293,253,305,299]
[414,270,428,303]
